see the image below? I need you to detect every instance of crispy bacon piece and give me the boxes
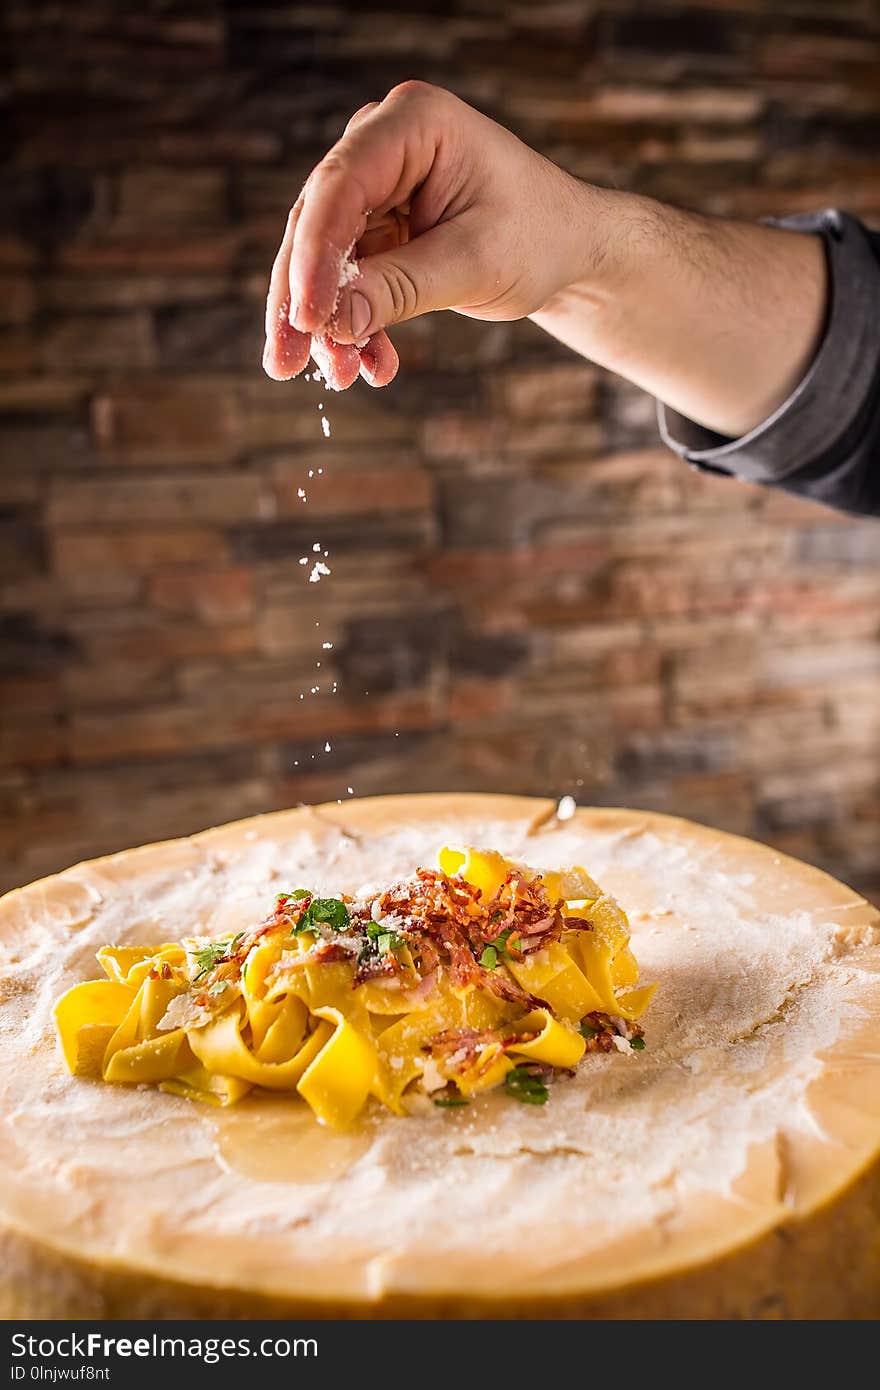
[232,867,571,1011]
[273,940,362,975]
[429,1026,494,1054]
[352,948,403,985]
[579,1011,644,1052]
[426,1027,502,1067]
[361,867,563,1000]
[483,871,562,952]
[426,1024,541,1070]
[479,965,544,1010]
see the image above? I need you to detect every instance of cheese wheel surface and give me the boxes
[1,794,878,1319]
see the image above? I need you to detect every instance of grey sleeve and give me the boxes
[658,210,880,517]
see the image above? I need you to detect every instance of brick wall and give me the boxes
[2,1,879,898]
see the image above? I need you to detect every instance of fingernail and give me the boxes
[350,292,371,340]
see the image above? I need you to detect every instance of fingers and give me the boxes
[309,330,399,392]
[303,331,397,393]
[266,320,396,391]
[310,335,362,392]
[330,218,485,342]
[263,202,365,387]
[263,309,313,381]
[263,204,311,379]
[357,205,410,260]
[344,101,380,134]
[265,83,455,387]
[266,202,298,334]
[263,201,398,390]
[359,331,399,387]
[289,83,442,334]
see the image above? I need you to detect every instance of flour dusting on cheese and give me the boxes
[1,802,878,1303]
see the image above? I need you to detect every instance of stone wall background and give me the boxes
[2,0,879,898]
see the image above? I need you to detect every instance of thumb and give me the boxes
[332,220,487,343]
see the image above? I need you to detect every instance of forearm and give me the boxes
[532,186,828,440]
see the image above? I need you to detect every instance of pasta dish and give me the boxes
[55,845,655,1128]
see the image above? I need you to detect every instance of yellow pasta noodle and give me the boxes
[55,847,656,1128]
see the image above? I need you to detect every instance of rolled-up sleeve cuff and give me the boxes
[658,209,880,485]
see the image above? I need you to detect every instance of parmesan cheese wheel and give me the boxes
[1,795,879,1319]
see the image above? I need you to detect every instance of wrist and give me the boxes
[535,186,828,440]
[537,183,673,318]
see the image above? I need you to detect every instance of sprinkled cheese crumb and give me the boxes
[420,1058,446,1094]
[309,561,331,583]
[337,256,360,291]
[557,795,577,821]
[321,417,331,438]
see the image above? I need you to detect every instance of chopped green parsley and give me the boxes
[192,941,229,981]
[504,1067,549,1105]
[366,920,402,954]
[283,892,351,936]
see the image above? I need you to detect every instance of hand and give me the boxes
[263,81,826,441]
[262,81,597,390]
